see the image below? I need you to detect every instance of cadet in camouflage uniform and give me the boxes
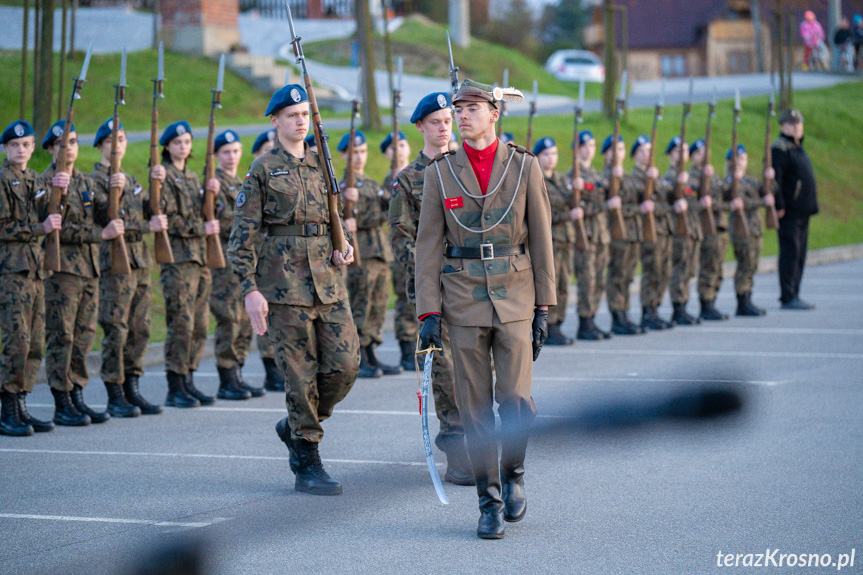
[156,120,220,408]
[0,120,58,436]
[338,130,401,378]
[569,130,612,340]
[91,118,162,417]
[535,136,574,345]
[229,84,359,496]
[726,144,775,316]
[666,137,701,326]
[209,129,263,400]
[393,91,472,485]
[690,138,731,321]
[603,135,645,336]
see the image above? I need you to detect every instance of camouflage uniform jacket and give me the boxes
[544,171,575,245]
[726,175,767,238]
[606,165,643,242]
[227,141,351,306]
[393,151,432,305]
[690,165,729,231]
[666,165,701,241]
[566,163,610,245]
[344,172,392,263]
[214,168,243,259]
[162,161,206,265]
[656,168,683,237]
[91,162,151,272]
[0,159,47,278]
[39,164,101,278]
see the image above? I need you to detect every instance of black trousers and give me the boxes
[777,216,809,303]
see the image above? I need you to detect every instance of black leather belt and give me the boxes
[444,243,525,261]
[267,223,329,237]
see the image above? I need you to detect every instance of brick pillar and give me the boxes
[307,0,324,19]
[161,0,241,56]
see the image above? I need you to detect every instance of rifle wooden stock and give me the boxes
[570,108,588,251]
[525,102,536,151]
[608,98,626,241]
[149,79,174,264]
[763,99,779,229]
[699,103,717,236]
[497,100,506,140]
[108,86,132,275]
[342,100,361,266]
[641,104,662,244]
[203,91,226,269]
[673,103,691,238]
[730,108,749,239]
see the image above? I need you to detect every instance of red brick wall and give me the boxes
[162,0,238,29]
[200,0,239,28]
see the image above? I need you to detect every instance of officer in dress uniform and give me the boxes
[415,80,555,539]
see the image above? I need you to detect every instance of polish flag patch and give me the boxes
[444,196,463,210]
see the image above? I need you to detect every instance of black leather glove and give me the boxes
[419,314,442,351]
[531,308,549,361]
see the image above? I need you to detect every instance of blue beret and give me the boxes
[265,84,309,116]
[726,144,746,160]
[578,130,594,146]
[501,132,515,144]
[689,138,705,155]
[42,119,76,150]
[2,120,34,145]
[665,136,682,155]
[601,134,624,155]
[252,129,276,154]
[532,136,556,156]
[93,117,124,148]
[304,133,317,147]
[159,121,192,146]
[214,129,241,152]
[379,130,407,153]
[630,134,650,157]
[337,130,366,152]
[410,92,452,123]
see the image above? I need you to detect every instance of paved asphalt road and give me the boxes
[1,258,861,574]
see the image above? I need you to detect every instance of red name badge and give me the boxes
[445,196,464,210]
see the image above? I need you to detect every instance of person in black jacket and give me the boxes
[771,109,818,310]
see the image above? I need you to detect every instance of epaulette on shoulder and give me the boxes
[506,142,534,156]
[771,137,792,152]
[431,150,454,163]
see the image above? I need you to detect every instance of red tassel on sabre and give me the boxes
[416,390,422,414]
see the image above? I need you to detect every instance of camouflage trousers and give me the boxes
[549,242,574,325]
[698,232,729,301]
[347,257,389,348]
[45,273,98,391]
[640,234,672,309]
[267,298,359,442]
[99,267,151,384]
[160,262,211,375]
[391,260,418,344]
[429,320,463,437]
[574,241,610,318]
[257,333,275,360]
[0,273,44,394]
[211,266,252,369]
[671,237,701,304]
[732,236,763,295]
[606,240,641,312]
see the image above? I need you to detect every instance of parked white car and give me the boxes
[544,50,605,83]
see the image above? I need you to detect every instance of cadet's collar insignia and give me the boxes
[236,191,246,208]
[290,88,301,103]
[176,124,187,136]
[377,188,384,197]
[11,180,20,185]
[228,185,235,191]
[437,94,447,108]
[199,188,205,195]
[357,181,363,187]
[52,125,63,137]
[174,177,182,183]
[270,170,290,177]
[35,189,46,199]
[133,185,142,195]
[566,182,572,191]
[14,124,25,137]
[81,190,91,208]
[444,196,463,210]
[225,131,236,143]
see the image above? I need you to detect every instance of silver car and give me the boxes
[544,49,605,83]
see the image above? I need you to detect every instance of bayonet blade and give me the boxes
[79,44,93,81]
[285,0,297,41]
[157,41,165,80]
[284,66,291,86]
[619,70,627,101]
[503,68,509,88]
[396,56,403,92]
[119,48,127,87]
[687,75,694,103]
[356,66,363,102]
[216,54,225,92]
[659,78,666,107]
[446,30,454,68]
[711,85,717,107]
[734,88,741,111]
[532,79,538,104]
[578,79,585,110]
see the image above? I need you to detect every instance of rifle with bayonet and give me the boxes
[673,77,693,238]
[391,56,402,183]
[203,54,227,269]
[285,1,347,257]
[496,68,509,140]
[343,70,361,266]
[642,80,663,244]
[763,84,779,230]
[526,80,538,150]
[570,79,588,251]
[446,30,460,97]
[607,71,627,241]
[149,42,174,264]
[730,89,750,239]
[107,48,132,274]
[699,88,718,236]
[45,44,92,272]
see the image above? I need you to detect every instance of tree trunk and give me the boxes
[751,0,764,73]
[602,0,617,118]
[21,0,30,119]
[381,0,393,96]
[34,0,54,139]
[57,0,67,118]
[356,0,381,131]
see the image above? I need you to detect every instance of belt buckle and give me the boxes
[480,243,494,261]
[303,223,318,236]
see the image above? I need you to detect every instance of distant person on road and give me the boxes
[800,10,826,70]
[771,109,818,310]
[833,17,853,71]
[853,15,863,69]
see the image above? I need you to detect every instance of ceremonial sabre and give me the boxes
[416,344,448,505]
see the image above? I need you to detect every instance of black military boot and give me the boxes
[234,366,265,397]
[71,385,110,423]
[576,316,600,341]
[672,302,701,326]
[366,344,402,375]
[611,311,643,335]
[545,322,574,346]
[358,347,383,379]
[165,371,200,408]
[123,375,162,415]
[105,383,141,418]
[699,298,729,321]
[641,306,667,331]
[476,477,506,539]
[655,307,674,329]
[435,434,475,486]
[217,366,251,400]
[51,388,90,426]
[261,357,285,392]
[185,371,215,406]
[399,340,422,372]
[17,392,54,432]
[0,390,34,436]
[591,315,613,339]
[736,292,766,317]
[501,469,526,523]
[275,417,299,473]
[293,439,343,496]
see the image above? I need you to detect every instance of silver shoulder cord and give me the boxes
[434,149,528,234]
